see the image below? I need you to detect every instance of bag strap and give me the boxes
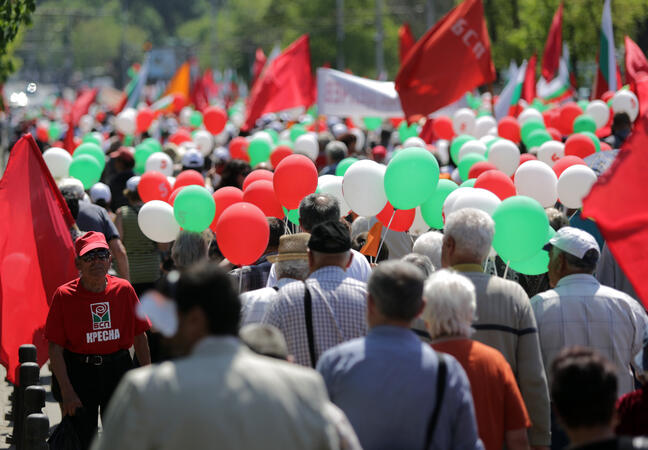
[424,352,447,449]
[303,282,317,368]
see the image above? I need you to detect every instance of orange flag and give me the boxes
[360,222,384,258]
[164,62,191,100]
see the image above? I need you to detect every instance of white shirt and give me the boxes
[240,278,296,327]
[531,273,648,396]
[265,249,372,288]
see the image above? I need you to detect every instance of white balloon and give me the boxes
[586,100,611,129]
[409,206,429,236]
[443,187,473,218]
[518,108,544,126]
[479,135,497,146]
[458,140,487,162]
[611,90,639,122]
[193,130,214,156]
[537,141,565,167]
[79,114,94,134]
[279,129,291,142]
[557,165,598,209]
[167,176,176,189]
[451,188,501,216]
[145,152,174,177]
[453,108,476,135]
[403,136,426,148]
[514,160,558,207]
[342,160,388,217]
[251,131,274,148]
[179,107,193,126]
[90,131,104,147]
[319,176,351,217]
[294,133,319,160]
[43,147,72,178]
[137,200,181,243]
[474,116,497,138]
[115,108,137,135]
[487,139,520,176]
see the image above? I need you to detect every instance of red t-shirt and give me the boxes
[45,275,150,355]
[432,338,531,450]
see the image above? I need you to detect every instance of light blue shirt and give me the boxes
[317,326,483,450]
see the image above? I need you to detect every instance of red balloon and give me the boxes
[136,108,155,134]
[498,117,521,143]
[543,109,561,130]
[599,141,612,151]
[519,153,537,165]
[552,156,587,178]
[558,102,583,136]
[36,126,49,142]
[273,154,318,210]
[172,94,187,113]
[270,145,293,168]
[376,202,415,232]
[474,170,516,200]
[203,106,227,135]
[229,136,250,162]
[174,170,205,190]
[169,129,192,146]
[243,180,285,219]
[138,171,172,202]
[216,202,270,266]
[209,186,244,231]
[432,116,454,141]
[564,134,596,159]
[167,186,185,205]
[468,161,498,179]
[243,169,274,191]
[601,91,615,103]
[390,118,404,128]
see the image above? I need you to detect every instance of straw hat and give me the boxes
[267,233,310,263]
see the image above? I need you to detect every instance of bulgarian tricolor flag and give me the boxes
[494,60,527,120]
[537,44,575,103]
[592,0,622,98]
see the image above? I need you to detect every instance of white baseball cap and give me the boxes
[89,182,111,203]
[543,227,600,259]
[182,149,205,169]
[126,176,140,192]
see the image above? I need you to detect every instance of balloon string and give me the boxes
[238,270,243,294]
[376,210,395,262]
[503,260,510,279]
[568,209,580,221]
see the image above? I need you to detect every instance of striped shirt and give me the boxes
[118,205,161,285]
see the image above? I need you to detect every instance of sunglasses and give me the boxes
[80,250,111,262]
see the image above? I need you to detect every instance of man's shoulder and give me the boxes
[107,275,135,294]
[55,278,80,296]
[241,287,277,303]
[469,272,529,301]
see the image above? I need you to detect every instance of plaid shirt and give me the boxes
[230,256,273,293]
[263,266,368,367]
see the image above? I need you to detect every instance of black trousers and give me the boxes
[52,350,133,450]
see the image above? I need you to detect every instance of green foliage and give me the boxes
[0,0,36,82]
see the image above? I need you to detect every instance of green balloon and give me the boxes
[69,154,102,189]
[509,249,550,275]
[134,143,156,175]
[363,117,382,131]
[420,179,458,229]
[450,135,476,165]
[492,196,549,263]
[173,185,216,232]
[82,133,101,146]
[189,110,203,128]
[525,129,553,148]
[282,206,300,226]
[48,122,62,142]
[398,121,418,143]
[460,178,476,188]
[520,119,545,143]
[580,131,602,152]
[384,147,440,210]
[335,157,358,176]
[476,109,492,118]
[265,128,279,144]
[577,100,589,112]
[248,139,272,166]
[573,115,597,134]
[123,135,134,146]
[73,142,105,170]
[458,153,486,181]
[142,137,162,153]
[290,125,306,142]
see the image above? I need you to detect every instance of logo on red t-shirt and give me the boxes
[91,302,111,330]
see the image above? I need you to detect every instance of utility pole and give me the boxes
[375,0,385,79]
[426,0,435,29]
[336,0,344,70]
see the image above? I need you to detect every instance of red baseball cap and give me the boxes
[75,232,109,256]
[109,147,135,165]
[372,145,387,157]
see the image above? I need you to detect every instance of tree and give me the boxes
[0,0,36,82]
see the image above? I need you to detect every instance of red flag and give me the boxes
[522,53,537,103]
[395,0,495,119]
[398,23,416,65]
[541,2,563,81]
[0,135,77,383]
[202,69,219,100]
[190,72,209,112]
[251,47,267,89]
[243,35,315,131]
[624,36,648,118]
[70,88,98,127]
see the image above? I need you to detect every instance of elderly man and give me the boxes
[92,263,342,450]
[266,194,371,286]
[424,270,531,450]
[441,208,550,449]
[319,140,348,175]
[46,232,151,449]
[240,233,310,326]
[413,230,444,270]
[263,221,368,367]
[317,260,483,450]
[531,227,648,397]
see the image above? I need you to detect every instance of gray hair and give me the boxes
[422,269,476,338]
[298,193,340,232]
[401,253,435,278]
[412,231,444,270]
[368,260,424,321]
[444,208,494,261]
[325,140,348,162]
[58,178,85,200]
[171,230,211,271]
[276,259,309,281]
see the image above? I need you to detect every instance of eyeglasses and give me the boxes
[80,250,111,262]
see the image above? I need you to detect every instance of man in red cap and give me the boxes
[46,231,151,449]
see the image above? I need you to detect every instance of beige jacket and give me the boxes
[92,337,342,450]
[456,264,551,447]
